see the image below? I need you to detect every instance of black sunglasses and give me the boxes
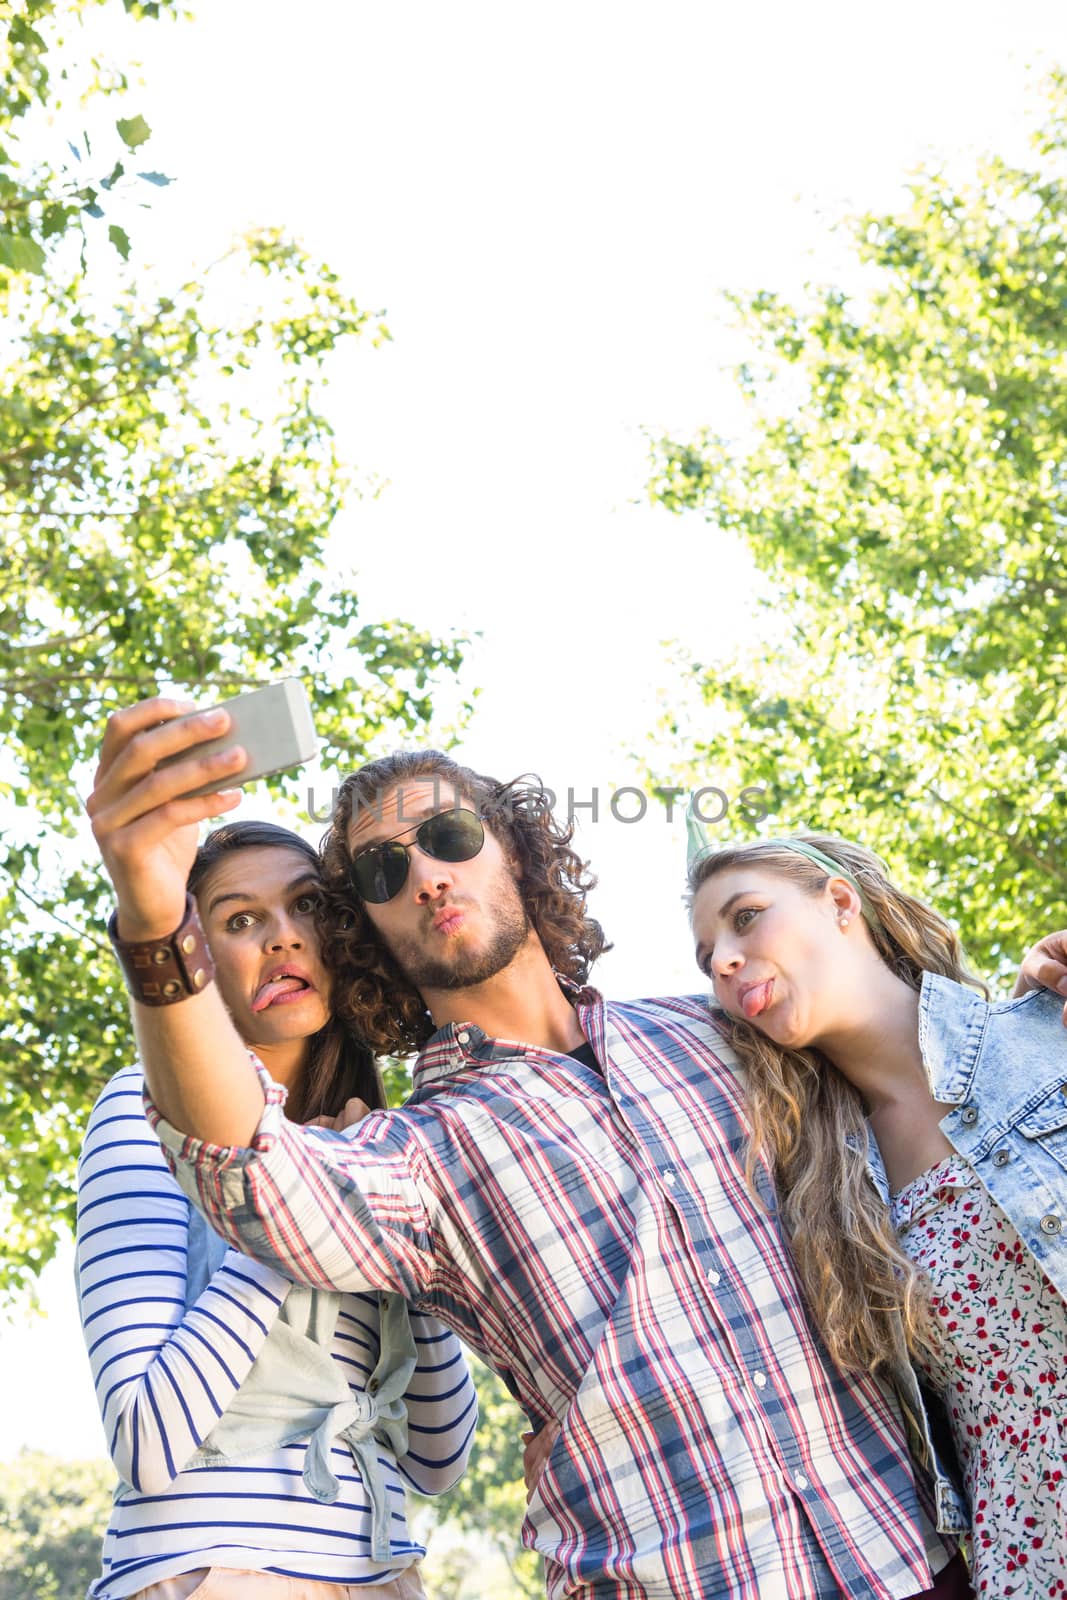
[348,807,486,904]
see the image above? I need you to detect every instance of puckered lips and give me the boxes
[252,963,317,1014]
[431,902,466,937]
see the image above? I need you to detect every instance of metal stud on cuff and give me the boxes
[107,893,216,1006]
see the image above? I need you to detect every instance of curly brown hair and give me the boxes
[317,750,610,1056]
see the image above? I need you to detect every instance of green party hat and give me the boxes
[686,801,713,868]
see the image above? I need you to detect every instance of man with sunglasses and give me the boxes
[89,703,999,1600]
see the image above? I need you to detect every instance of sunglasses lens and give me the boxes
[351,843,410,904]
[423,809,484,862]
[349,810,485,903]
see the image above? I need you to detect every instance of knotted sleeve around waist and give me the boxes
[301,1292,418,1561]
[187,1206,419,1561]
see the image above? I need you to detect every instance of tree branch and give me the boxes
[2,619,109,655]
[0,671,262,696]
[781,689,1067,890]
[10,881,108,951]
[919,780,1067,887]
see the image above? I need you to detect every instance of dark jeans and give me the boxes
[906,1550,973,1600]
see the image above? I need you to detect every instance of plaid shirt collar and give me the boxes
[412,976,604,1091]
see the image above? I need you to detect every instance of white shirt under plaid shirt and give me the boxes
[150,989,957,1600]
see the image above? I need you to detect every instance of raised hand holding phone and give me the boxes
[88,680,317,943]
[87,697,246,942]
[87,681,318,1145]
[156,680,317,801]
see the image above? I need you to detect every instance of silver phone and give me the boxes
[158,679,318,800]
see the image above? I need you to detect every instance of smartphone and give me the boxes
[158,679,318,800]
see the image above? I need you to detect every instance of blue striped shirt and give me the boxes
[77,1067,478,1598]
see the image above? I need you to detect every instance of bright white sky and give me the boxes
[4,0,1067,1462]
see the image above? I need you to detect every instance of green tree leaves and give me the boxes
[115,111,150,148]
[0,2,466,1299]
[0,3,183,276]
[0,232,46,271]
[646,73,1067,980]
[0,1452,114,1600]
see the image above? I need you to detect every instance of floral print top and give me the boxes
[891,1154,1067,1598]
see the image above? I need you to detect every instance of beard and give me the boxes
[387,867,531,993]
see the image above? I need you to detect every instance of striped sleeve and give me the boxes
[396,1313,479,1494]
[149,1070,442,1304]
[76,1066,292,1495]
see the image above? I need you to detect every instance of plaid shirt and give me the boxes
[150,991,953,1600]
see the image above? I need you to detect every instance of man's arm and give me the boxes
[147,1078,442,1305]
[87,696,267,1143]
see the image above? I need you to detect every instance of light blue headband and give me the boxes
[686,805,883,933]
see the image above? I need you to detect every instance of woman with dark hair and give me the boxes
[688,829,1067,1599]
[76,819,478,1600]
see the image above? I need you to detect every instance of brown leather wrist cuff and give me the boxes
[107,893,216,1006]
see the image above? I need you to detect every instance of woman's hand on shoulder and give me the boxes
[1014,929,1067,1025]
[521,1419,561,1500]
[305,1097,372,1132]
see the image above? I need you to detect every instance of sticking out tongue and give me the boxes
[253,976,310,1013]
[741,980,773,1021]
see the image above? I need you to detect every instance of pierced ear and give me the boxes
[828,878,860,923]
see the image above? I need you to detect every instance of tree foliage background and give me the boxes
[1,8,543,1595]
[646,73,1067,971]
[0,0,466,1300]
[0,1452,114,1600]
[412,1355,544,1600]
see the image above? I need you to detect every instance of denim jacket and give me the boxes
[864,972,1067,1534]
[917,972,1067,1301]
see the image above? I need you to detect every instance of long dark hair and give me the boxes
[188,820,385,1122]
[318,749,611,1056]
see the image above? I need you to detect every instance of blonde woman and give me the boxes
[688,831,1067,1600]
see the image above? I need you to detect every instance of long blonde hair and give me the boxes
[689,833,987,1374]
